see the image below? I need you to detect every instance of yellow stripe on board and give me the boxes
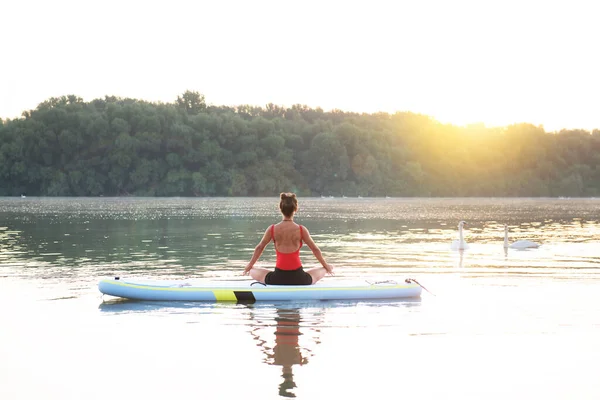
[212,290,238,301]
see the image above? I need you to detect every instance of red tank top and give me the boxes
[271,224,303,270]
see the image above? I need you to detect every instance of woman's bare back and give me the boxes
[273,222,302,253]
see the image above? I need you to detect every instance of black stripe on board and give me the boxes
[234,291,256,303]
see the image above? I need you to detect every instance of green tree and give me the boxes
[176,90,206,115]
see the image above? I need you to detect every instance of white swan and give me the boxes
[504,225,540,249]
[451,221,469,250]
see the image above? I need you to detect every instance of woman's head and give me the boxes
[279,192,298,218]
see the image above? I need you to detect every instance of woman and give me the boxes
[243,193,333,285]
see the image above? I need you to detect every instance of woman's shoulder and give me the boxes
[273,222,304,233]
[274,221,302,227]
[299,224,311,236]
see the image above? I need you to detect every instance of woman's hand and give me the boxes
[324,263,334,276]
[242,264,253,276]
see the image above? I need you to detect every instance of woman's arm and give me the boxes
[302,226,334,274]
[243,227,272,275]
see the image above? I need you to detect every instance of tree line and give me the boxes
[1,91,599,197]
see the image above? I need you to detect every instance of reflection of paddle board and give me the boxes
[98,277,422,302]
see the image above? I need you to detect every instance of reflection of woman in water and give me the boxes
[272,308,305,397]
[249,307,321,398]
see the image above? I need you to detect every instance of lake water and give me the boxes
[1,197,599,399]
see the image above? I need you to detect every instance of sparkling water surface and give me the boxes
[1,197,599,399]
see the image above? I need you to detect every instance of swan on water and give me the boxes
[451,221,469,250]
[503,225,540,249]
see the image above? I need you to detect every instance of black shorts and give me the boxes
[264,267,313,285]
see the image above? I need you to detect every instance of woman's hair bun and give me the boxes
[280,192,296,200]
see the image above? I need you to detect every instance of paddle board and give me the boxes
[98,277,423,302]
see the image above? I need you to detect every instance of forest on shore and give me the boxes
[1,91,599,197]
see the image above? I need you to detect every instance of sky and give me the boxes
[1,0,598,132]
